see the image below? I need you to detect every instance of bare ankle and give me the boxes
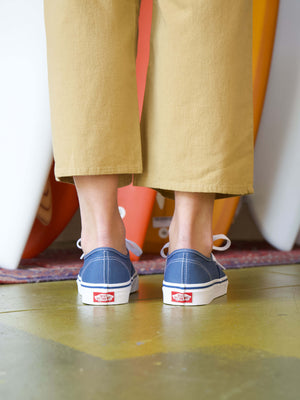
[168,219,213,257]
[74,175,128,255]
[80,216,127,255]
[168,191,215,257]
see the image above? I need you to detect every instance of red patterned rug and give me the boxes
[1,241,300,284]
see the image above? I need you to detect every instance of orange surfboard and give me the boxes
[22,164,78,258]
[118,0,156,261]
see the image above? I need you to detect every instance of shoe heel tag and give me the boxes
[171,291,192,303]
[93,292,115,303]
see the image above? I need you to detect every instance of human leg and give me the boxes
[43,0,143,249]
[133,0,254,199]
[134,0,253,305]
[161,191,231,306]
[74,175,141,305]
[168,192,215,258]
[43,0,143,305]
[74,175,126,255]
[43,0,142,186]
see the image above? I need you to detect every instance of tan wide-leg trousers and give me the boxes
[43,0,254,200]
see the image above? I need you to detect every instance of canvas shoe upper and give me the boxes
[76,238,142,305]
[161,234,231,306]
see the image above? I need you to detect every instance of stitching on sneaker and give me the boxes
[181,253,184,283]
[103,250,107,283]
[166,259,214,268]
[82,256,132,271]
[184,253,187,284]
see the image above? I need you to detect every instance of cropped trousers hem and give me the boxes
[57,167,254,201]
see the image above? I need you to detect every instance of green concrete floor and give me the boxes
[1,264,300,399]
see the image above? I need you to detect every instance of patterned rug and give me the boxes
[1,241,300,284]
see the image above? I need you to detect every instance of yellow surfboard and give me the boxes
[143,0,280,252]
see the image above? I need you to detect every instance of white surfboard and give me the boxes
[0,0,52,269]
[295,228,300,246]
[248,0,300,251]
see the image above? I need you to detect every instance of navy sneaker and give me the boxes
[76,239,142,305]
[161,234,231,306]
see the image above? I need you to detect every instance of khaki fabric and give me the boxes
[44,0,254,200]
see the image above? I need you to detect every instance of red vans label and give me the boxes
[171,291,192,303]
[93,292,115,303]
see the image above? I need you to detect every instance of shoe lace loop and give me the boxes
[76,238,84,260]
[76,238,143,259]
[160,234,231,260]
[160,242,170,259]
[124,238,143,257]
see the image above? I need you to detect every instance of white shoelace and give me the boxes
[76,238,143,260]
[160,233,231,270]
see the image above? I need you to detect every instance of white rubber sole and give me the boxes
[162,278,228,306]
[77,273,139,305]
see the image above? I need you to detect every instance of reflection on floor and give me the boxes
[1,264,300,399]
